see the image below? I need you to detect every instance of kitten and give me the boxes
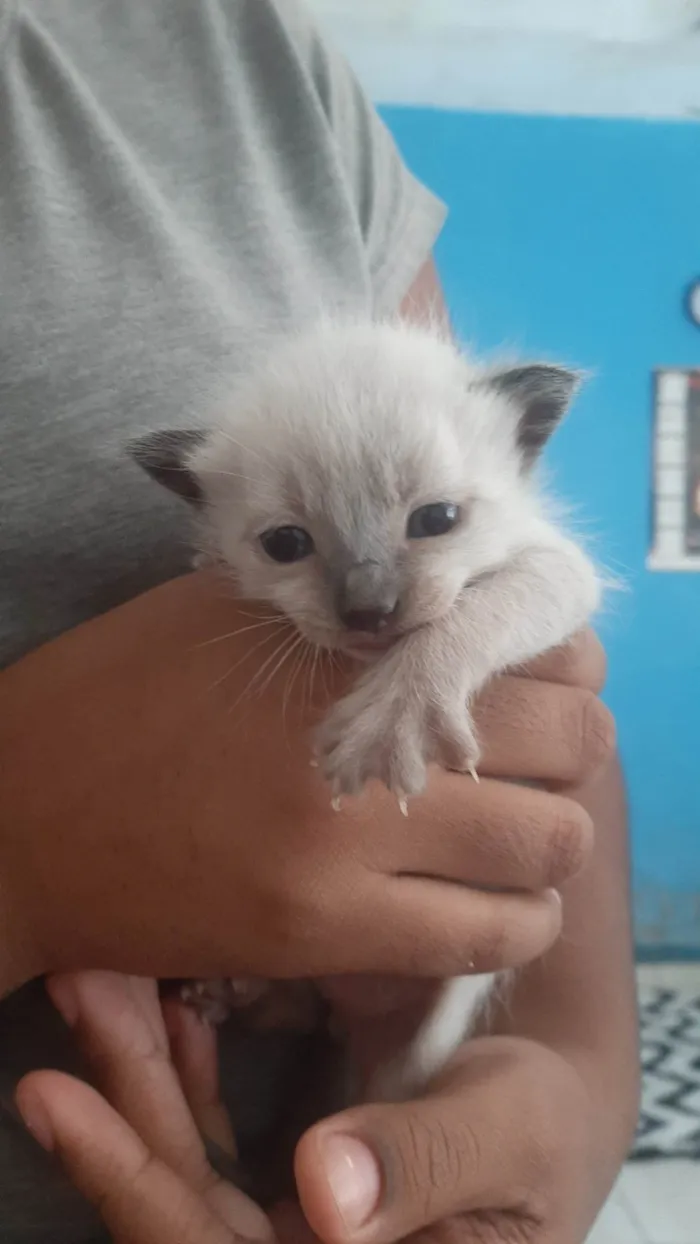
[129,317,601,1102]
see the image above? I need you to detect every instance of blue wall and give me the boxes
[383,107,700,951]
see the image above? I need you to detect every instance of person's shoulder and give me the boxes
[216,0,334,93]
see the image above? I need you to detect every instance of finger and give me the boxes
[15,1072,269,1244]
[295,1039,578,1244]
[376,779,593,893]
[164,996,238,1158]
[518,628,607,692]
[380,879,562,977]
[328,879,563,979]
[47,972,214,1187]
[474,677,616,785]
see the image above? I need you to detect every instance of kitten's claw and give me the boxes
[309,757,319,768]
[331,795,343,812]
[398,796,409,818]
[469,766,480,784]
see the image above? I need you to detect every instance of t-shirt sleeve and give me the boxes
[272,2,448,314]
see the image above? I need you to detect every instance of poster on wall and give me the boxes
[649,369,700,571]
[687,377,700,555]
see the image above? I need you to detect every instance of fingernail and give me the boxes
[321,1135,382,1230]
[46,977,79,1028]
[17,1091,55,1152]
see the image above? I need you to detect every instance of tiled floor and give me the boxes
[587,965,700,1244]
[589,1163,699,1243]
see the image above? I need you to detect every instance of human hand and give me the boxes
[16,972,608,1244]
[16,972,274,1244]
[0,576,608,995]
[294,1036,604,1244]
[318,627,612,1034]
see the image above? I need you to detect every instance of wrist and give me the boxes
[487,753,639,1172]
[486,970,640,1177]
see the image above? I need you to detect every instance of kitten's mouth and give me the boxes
[342,632,402,658]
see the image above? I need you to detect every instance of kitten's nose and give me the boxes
[341,605,397,634]
[338,562,399,634]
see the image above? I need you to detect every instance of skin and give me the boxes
[6,616,634,1244]
[0,571,593,996]
[16,820,637,1244]
[3,259,638,1241]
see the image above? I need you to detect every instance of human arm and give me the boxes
[0,571,588,1002]
[483,748,639,1181]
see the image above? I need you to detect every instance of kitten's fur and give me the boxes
[130,317,601,1103]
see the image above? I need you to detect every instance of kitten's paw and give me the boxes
[180,977,269,1025]
[315,667,482,802]
[315,690,428,801]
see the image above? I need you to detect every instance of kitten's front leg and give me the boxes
[317,538,600,801]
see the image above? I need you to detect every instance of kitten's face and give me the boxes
[200,454,515,656]
[131,320,576,654]
[188,325,550,654]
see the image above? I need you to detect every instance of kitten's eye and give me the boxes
[260,526,314,563]
[407,502,461,539]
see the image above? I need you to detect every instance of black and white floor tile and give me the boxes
[587,966,700,1244]
[631,975,700,1161]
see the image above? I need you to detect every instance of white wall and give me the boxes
[309,0,700,118]
[313,1,700,42]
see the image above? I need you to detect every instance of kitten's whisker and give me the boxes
[230,630,302,710]
[301,639,317,701]
[301,644,317,716]
[202,468,253,482]
[281,636,309,731]
[248,633,306,704]
[298,643,312,716]
[217,430,265,463]
[281,635,306,707]
[306,643,323,713]
[195,616,289,649]
[318,647,330,702]
[158,463,253,483]
[329,649,343,678]
[208,626,293,694]
[235,607,283,622]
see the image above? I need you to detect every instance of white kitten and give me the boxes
[130,317,601,1101]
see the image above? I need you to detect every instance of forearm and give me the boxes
[484,753,639,1171]
[0,815,40,998]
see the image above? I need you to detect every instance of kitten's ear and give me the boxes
[490,364,581,466]
[128,429,206,504]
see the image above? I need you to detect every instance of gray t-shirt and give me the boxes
[0,1,446,1239]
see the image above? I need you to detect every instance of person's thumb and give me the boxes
[294,1038,568,1244]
